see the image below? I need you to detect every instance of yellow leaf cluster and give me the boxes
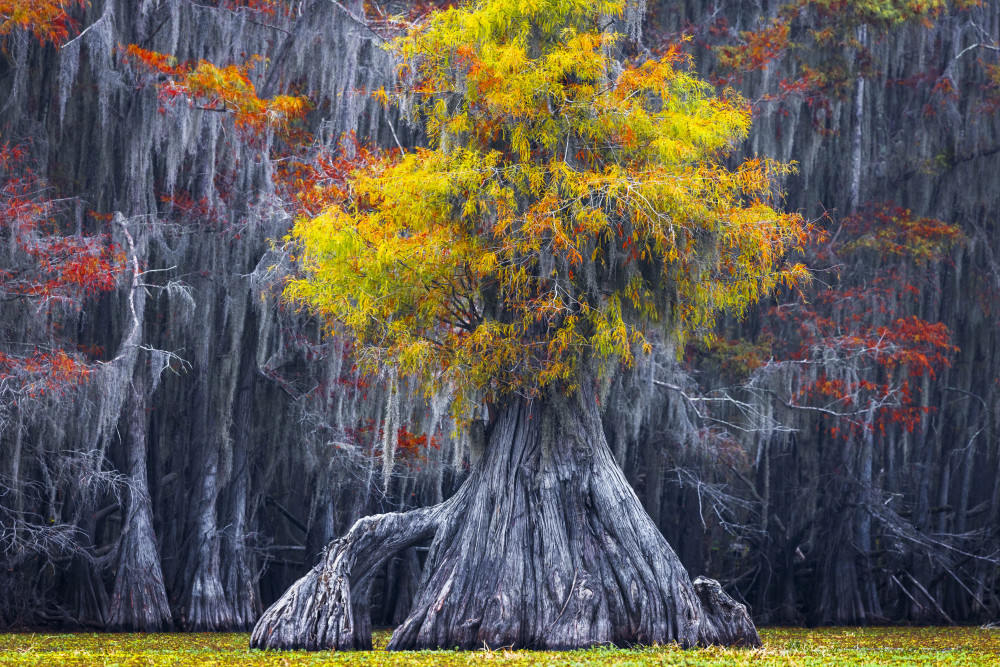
[286,0,806,411]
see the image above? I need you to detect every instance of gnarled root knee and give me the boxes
[693,577,762,648]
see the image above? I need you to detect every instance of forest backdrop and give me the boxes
[1,0,998,632]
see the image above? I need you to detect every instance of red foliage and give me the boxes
[0,350,94,399]
[158,190,228,230]
[0,143,124,302]
[761,201,962,439]
[0,142,125,401]
[274,134,385,218]
[344,419,442,468]
[394,426,442,464]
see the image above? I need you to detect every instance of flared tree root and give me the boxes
[251,395,761,651]
[251,504,450,650]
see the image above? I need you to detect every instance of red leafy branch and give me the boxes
[0,142,125,402]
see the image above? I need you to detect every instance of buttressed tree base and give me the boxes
[252,392,759,650]
[252,0,804,650]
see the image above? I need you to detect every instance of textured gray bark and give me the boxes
[183,318,236,631]
[221,302,263,630]
[693,577,760,648]
[250,504,449,650]
[252,391,760,650]
[184,448,235,631]
[108,370,173,632]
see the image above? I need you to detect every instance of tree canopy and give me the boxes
[286,0,807,411]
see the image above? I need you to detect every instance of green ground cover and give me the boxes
[1,627,997,666]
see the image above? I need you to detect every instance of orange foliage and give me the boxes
[274,135,385,218]
[123,45,310,143]
[686,336,774,383]
[697,0,955,125]
[715,20,791,80]
[977,63,1000,115]
[0,0,85,46]
[840,202,962,262]
[287,0,808,409]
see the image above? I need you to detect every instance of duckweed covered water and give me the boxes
[1,626,998,666]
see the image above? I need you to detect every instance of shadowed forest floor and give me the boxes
[1,627,998,665]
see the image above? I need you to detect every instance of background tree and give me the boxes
[0,140,127,627]
[640,0,1000,624]
[251,0,805,651]
[1,0,414,631]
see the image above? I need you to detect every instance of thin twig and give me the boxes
[954,42,1000,62]
[60,18,101,50]
[386,115,406,155]
[905,572,956,625]
[889,573,925,612]
[246,19,292,35]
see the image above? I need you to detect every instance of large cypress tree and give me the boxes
[252,0,805,650]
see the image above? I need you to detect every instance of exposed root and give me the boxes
[250,503,450,650]
[693,577,761,648]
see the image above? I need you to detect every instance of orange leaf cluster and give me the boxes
[840,202,962,264]
[0,350,94,399]
[344,419,442,468]
[715,20,791,80]
[123,45,311,143]
[275,135,385,218]
[0,0,85,46]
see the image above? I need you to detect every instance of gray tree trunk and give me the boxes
[251,390,760,650]
[221,304,263,630]
[108,366,173,631]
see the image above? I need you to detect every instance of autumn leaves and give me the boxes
[285,0,808,413]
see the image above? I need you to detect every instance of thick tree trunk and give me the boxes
[108,369,173,631]
[252,391,760,650]
[182,285,237,631]
[183,372,236,630]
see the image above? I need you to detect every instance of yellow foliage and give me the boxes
[286,0,807,411]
